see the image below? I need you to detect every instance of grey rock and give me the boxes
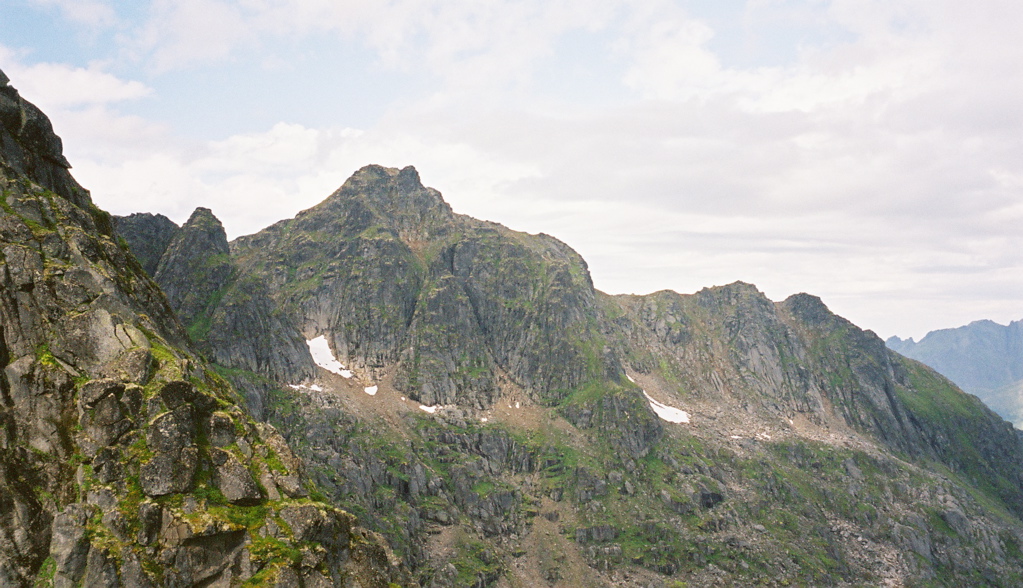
[50,504,91,588]
[575,525,619,544]
[430,562,458,587]
[159,380,215,413]
[82,547,120,588]
[113,212,180,276]
[147,403,197,453]
[119,551,154,588]
[138,501,162,546]
[279,504,326,542]
[140,446,198,496]
[207,412,236,447]
[211,448,263,505]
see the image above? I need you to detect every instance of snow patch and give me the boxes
[643,391,690,424]
[481,417,489,423]
[627,375,636,383]
[288,384,304,390]
[310,384,323,392]
[419,405,438,413]
[307,336,351,376]
[515,401,520,409]
[730,435,741,439]
[364,385,378,396]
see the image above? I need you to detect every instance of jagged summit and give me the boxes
[154,207,232,328]
[304,164,455,243]
[0,67,87,208]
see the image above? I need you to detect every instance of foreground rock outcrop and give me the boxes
[1,69,410,587]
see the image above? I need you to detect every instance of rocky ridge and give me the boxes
[118,163,1023,586]
[1,69,409,587]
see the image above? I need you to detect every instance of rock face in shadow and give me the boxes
[153,207,234,330]
[0,72,85,208]
[112,213,178,276]
[0,68,410,588]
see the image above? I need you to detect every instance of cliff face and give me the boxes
[230,165,620,409]
[116,163,1023,586]
[0,70,409,587]
[117,210,316,418]
[113,213,178,277]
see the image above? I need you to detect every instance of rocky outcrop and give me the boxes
[112,213,178,276]
[605,284,1023,519]
[0,71,85,208]
[116,209,316,416]
[0,68,410,587]
[153,207,234,329]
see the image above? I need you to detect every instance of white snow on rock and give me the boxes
[364,386,378,396]
[288,384,304,390]
[643,391,690,424]
[627,375,636,383]
[307,336,351,376]
[481,417,489,423]
[419,405,438,413]
[310,384,323,392]
[515,401,520,409]
[731,435,741,439]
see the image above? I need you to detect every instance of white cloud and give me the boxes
[29,0,119,28]
[0,54,152,110]
[136,0,252,71]
[127,0,626,93]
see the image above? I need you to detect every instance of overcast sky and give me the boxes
[2,0,1021,340]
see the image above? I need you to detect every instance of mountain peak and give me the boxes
[781,292,835,326]
[313,163,453,242]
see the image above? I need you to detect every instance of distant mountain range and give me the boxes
[887,320,1023,426]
